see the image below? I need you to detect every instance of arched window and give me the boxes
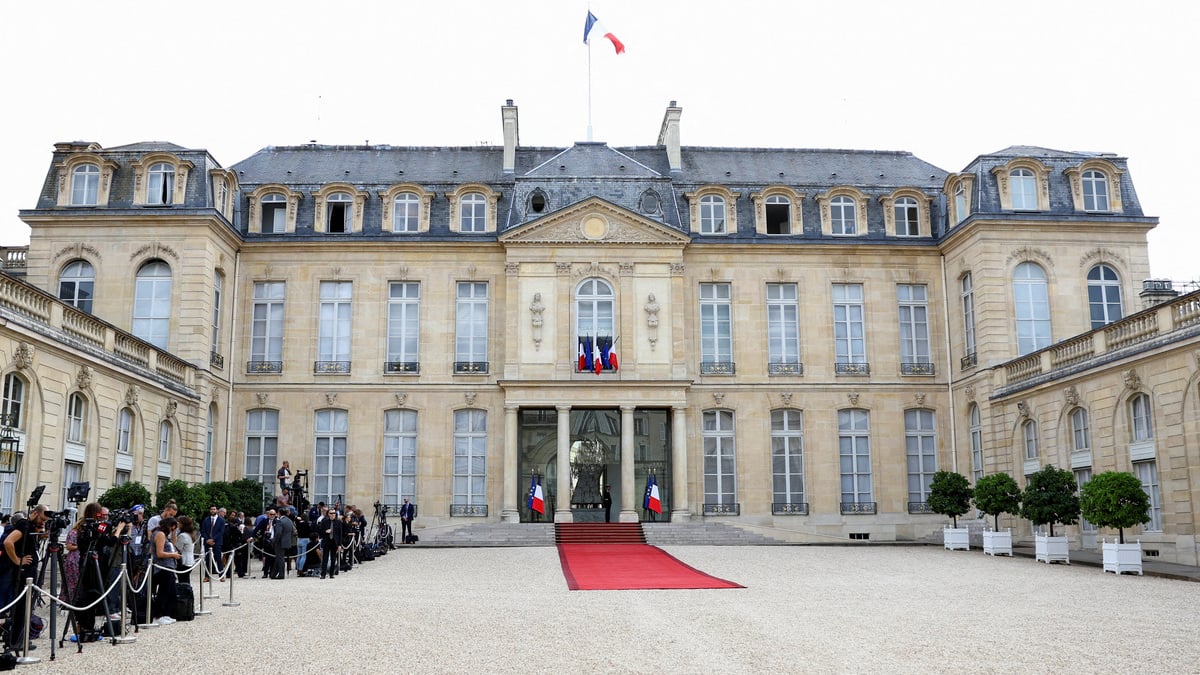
[460,192,486,232]
[158,420,172,462]
[954,182,968,224]
[1130,393,1153,442]
[770,409,804,507]
[116,408,133,455]
[71,164,100,205]
[326,192,352,233]
[133,260,172,349]
[894,196,919,236]
[383,409,418,505]
[1013,262,1050,355]
[702,410,736,506]
[969,404,983,482]
[1023,420,1038,460]
[1082,170,1109,211]
[2,374,25,430]
[1010,168,1037,210]
[147,162,175,205]
[66,393,86,445]
[765,195,790,234]
[58,260,95,313]
[262,192,287,233]
[212,270,224,355]
[700,195,726,234]
[245,409,279,486]
[576,278,616,372]
[1087,264,1123,329]
[393,192,420,232]
[831,195,857,235]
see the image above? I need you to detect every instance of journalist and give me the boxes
[1,504,49,651]
[70,502,126,638]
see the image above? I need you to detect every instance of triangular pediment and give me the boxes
[499,197,691,246]
[525,142,661,178]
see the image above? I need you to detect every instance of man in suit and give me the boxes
[399,498,415,542]
[199,504,225,582]
[319,508,342,579]
[271,509,295,579]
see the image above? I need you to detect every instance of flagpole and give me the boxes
[586,23,593,142]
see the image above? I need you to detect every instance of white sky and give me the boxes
[1,0,1195,283]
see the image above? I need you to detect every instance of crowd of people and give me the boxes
[0,485,387,651]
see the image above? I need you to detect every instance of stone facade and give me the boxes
[8,102,1198,563]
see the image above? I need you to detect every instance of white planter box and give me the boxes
[943,527,970,551]
[1034,534,1070,564]
[983,529,1013,556]
[1102,540,1143,575]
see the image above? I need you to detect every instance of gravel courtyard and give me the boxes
[18,545,1200,674]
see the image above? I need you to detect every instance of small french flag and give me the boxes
[583,11,625,54]
[647,474,662,514]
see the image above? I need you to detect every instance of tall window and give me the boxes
[244,409,279,486]
[147,162,174,205]
[1,375,23,429]
[386,282,421,372]
[66,393,86,445]
[1133,460,1162,531]
[1087,264,1123,329]
[1071,408,1091,453]
[1075,468,1096,532]
[383,409,418,506]
[71,164,100,206]
[905,409,937,504]
[205,404,216,482]
[211,271,224,355]
[59,260,95,313]
[460,193,486,232]
[770,409,804,506]
[700,195,726,234]
[133,260,172,349]
[1082,170,1109,211]
[838,409,872,504]
[1013,262,1051,355]
[894,196,919,236]
[314,409,348,505]
[961,273,976,360]
[765,195,790,234]
[766,283,800,370]
[954,183,967,224]
[1023,420,1038,460]
[251,281,285,366]
[393,192,420,232]
[702,410,736,506]
[1010,168,1036,210]
[831,195,856,235]
[576,278,616,371]
[455,282,489,370]
[116,408,133,455]
[318,281,353,364]
[158,421,171,462]
[699,283,733,371]
[62,462,83,509]
[326,192,352,232]
[452,409,487,506]
[833,283,867,367]
[262,193,286,233]
[969,404,983,482]
[1130,393,1153,442]
[898,284,931,369]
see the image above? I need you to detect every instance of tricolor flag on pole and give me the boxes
[531,476,545,515]
[578,337,588,372]
[648,474,662,514]
[527,474,537,511]
[599,336,618,371]
[583,11,625,54]
[643,473,653,510]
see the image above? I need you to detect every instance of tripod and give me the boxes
[51,527,120,652]
[369,503,393,551]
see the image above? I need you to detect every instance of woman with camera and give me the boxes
[149,517,181,625]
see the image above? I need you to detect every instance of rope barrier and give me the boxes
[31,566,126,613]
[0,582,30,615]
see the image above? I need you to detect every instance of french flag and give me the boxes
[531,478,545,515]
[578,337,588,371]
[583,11,625,54]
[647,474,662,514]
[600,336,618,371]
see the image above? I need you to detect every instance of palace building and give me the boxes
[3,100,1198,563]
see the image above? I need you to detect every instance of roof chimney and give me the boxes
[657,100,682,175]
[502,99,519,174]
[1139,279,1179,309]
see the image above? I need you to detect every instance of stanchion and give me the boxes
[203,549,219,600]
[138,565,158,629]
[16,578,40,664]
[114,563,136,643]
[222,548,240,608]
[194,550,211,616]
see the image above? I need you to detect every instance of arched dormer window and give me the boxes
[446,184,500,234]
[880,189,933,238]
[379,184,434,233]
[147,162,175,205]
[943,173,976,226]
[991,158,1050,211]
[576,278,617,372]
[248,185,302,234]
[700,195,726,234]
[313,184,367,234]
[830,196,856,235]
[1082,170,1108,211]
[1009,168,1036,210]
[55,152,117,207]
[751,187,803,235]
[262,193,287,233]
[526,189,549,218]
[1064,159,1124,213]
[460,193,486,232]
[131,153,193,206]
[686,186,740,235]
[71,164,100,205]
[326,192,353,233]
[816,187,868,237]
[1087,264,1123,329]
[58,260,95,313]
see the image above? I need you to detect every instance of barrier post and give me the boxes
[222,545,240,607]
[15,578,40,664]
[138,565,158,629]
[203,548,219,600]
[114,563,136,643]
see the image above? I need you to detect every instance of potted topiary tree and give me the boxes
[928,471,973,551]
[1020,465,1080,564]
[1079,471,1150,575]
[973,472,1021,556]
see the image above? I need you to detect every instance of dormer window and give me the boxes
[831,196,856,235]
[700,195,726,234]
[263,193,287,233]
[394,192,420,231]
[327,192,352,233]
[528,191,547,215]
[766,195,791,235]
[1010,169,1036,210]
[460,192,487,232]
[147,162,175,205]
[1082,170,1109,211]
[894,197,919,236]
[71,164,100,205]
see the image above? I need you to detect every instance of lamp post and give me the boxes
[0,412,20,474]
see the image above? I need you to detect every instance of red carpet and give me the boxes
[557,543,744,591]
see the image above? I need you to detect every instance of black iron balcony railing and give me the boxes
[901,362,935,376]
[772,502,809,515]
[834,361,870,376]
[454,361,489,374]
[767,361,804,376]
[385,361,420,374]
[314,360,351,374]
[702,502,740,515]
[840,501,877,515]
[700,361,735,375]
[960,352,977,370]
[246,360,283,374]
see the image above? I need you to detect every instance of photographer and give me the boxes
[71,503,126,637]
[1,504,49,651]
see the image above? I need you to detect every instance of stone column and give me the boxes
[671,405,691,522]
[619,405,637,522]
[555,404,573,522]
[500,404,520,523]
